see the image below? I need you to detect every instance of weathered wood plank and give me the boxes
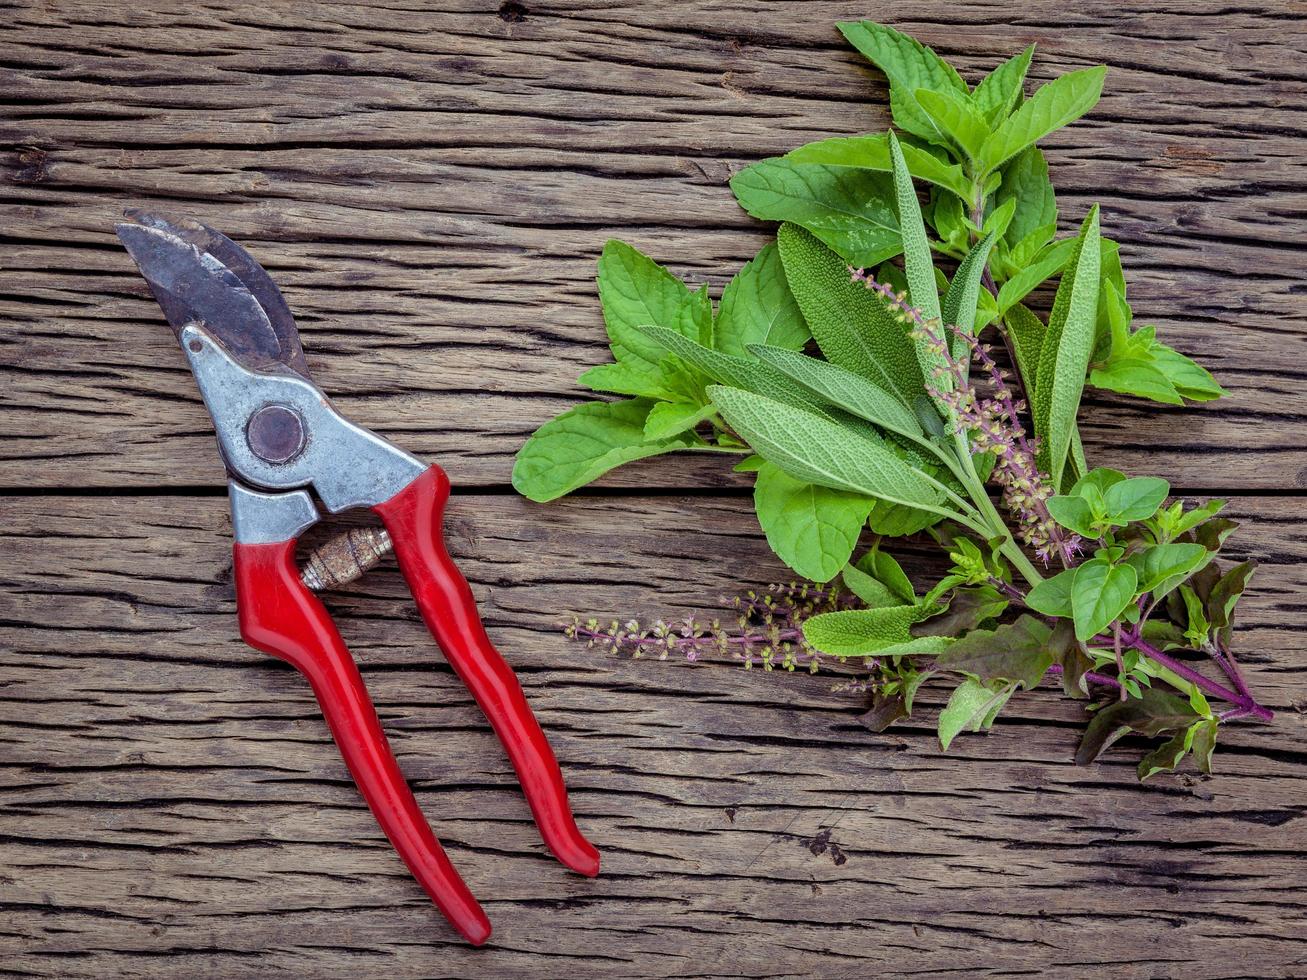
[3,0,1305,490]
[2,493,1304,977]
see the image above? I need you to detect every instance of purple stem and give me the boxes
[1046,663,1123,692]
[1126,633,1273,722]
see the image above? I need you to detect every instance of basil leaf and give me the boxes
[843,562,902,608]
[753,461,875,583]
[938,678,1013,750]
[1149,341,1228,401]
[1076,687,1200,765]
[1070,557,1137,641]
[784,133,973,200]
[1126,542,1209,600]
[512,398,705,502]
[1035,206,1102,490]
[1025,566,1077,618]
[995,146,1057,250]
[730,160,901,267]
[776,222,925,404]
[980,66,1107,172]
[935,615,1054,689]
[971,45,1034,125]
[1103,475,1169,523]
[707,385,948,512]
[747,344,925,441]
[715,241,809,358]
[1045,494,1096,537]
[836,21,968,144]
[1137,731,1191,781]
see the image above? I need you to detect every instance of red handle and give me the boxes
[374,466,600,878]
[233,539,493,946]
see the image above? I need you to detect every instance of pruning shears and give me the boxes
[115,211,599,945]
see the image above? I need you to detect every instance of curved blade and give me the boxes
[115,210,309,378]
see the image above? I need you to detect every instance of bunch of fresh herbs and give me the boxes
[512,22,1269,780]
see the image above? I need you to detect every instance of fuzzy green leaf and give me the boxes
[730,161,902,267]
[1070,557,1137,642]
[1004,303,1047,396]
[747,344,924,441]
[512,399,704,502]
[837,21,968,144]
[1089,357,1184,405]
[803,605,926,657]
[972,45,1034,125]
[1036,206,1102,489]
[707,386,947,512]
[854,547,917,605]
[888,133,949,401]
[776,223,925,404]
[715,241,809,358]
[784,133,973,200]
[938,678,1013,750]
[980,66,1107,172]
[942,233,997,362]
[753,462,875,583]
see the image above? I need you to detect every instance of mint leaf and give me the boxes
[596,241,710,398]
[730,160,901,267]
[784,133,973,200]
[1035,206,1101,490]
[707,385,949,513]
[980,66,1107,172]
[643,401,716,440]
[747,344,925,441]
[1149,341,1227,401]
[996,237,1075,315]
[995,146,1057,249]
[803,605,928,657]
[915,88,991,162]
[753,461,875,583]
[972,45,1034,125]
[715,241,809,357]
[1070,557,1136,641]
[837,21,968,144]
[935,614,1054,689]
[512,398,704,502]
[1025,566,1076,618]
[777,223,925,405]
[1089,357,1184,405]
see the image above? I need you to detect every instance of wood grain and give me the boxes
[2,494,1305,978]
[3,1,1307,976]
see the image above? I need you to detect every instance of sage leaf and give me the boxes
[1070,557,1137,641]
[1075,687,1200,765]
[1004,303,1046,396]
[972,44,1035,125]
[784,133,973,200]
[935,615,1054,690]
[715,241,809,357]
[915,88,991,162]
[753,461,875,583]
[707,385,948,512]
[512,398,705,502]
[837,21,968,144]
[1025,566,1077,618]
[980,66,1107,172]
[1126,542,1209,601]
[1035,206,1101,489]
[643,401,716,441]
[942,232,997,361]
[803,605,926,657]
[730,160,901,267]
[777,222,925,405]
[747,344,925,441]
[888,133,949,399]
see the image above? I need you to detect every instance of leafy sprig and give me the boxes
[515,23,1269,780]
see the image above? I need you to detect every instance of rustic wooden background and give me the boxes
[3,1,1305,976]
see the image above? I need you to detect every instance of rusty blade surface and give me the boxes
[115,210,309,378]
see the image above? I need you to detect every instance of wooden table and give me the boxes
[3,2,1305,976]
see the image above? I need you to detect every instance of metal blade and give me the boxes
[115,210,309,378]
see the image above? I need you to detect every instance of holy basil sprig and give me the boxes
[514,23,1269,780]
